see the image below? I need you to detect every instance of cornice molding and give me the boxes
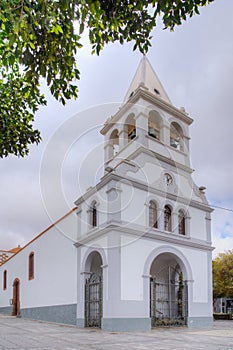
[128,146,193,173]
[74,222,214,252]
[74,171,212,213]
[100,87,193,134]
[129,88,193,125]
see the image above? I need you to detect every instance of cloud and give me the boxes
[0,0,232,259]
[211,198,233,258]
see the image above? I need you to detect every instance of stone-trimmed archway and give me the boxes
[77,246,107,328]
[143,246,193,328]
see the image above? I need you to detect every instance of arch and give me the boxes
[84,251,103,274]
[3,270,7,290]
[125,113,136,141]
[145,196,162,209]
[28,252,34,280]
[81,246,107,273]
[170,121,184,151]
[83,249,105,328]
[164,204,172,232]
[149,200,158,229]
[150,253,182,278]
[109,129,119,157]
[148,110,162,141]
[149,252,189,326]
[143,245,193,282]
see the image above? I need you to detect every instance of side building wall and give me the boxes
[0,225,77,325]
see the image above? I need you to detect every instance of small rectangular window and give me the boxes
[29,252,34,280]
[3,270,7,290]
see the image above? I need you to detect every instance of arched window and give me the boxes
[148,111,162,140]
[91,201,97,227]
[178,210,186,235]
[28,252,34,280]
[149,201,158,228]
[164,205,172,232]
[170,122,183,151]
[126,113,136,141]
[3,270,7,290]
[109,129,119,157]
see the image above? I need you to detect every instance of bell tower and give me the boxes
[76,56,213,331]
[101,55,193,177]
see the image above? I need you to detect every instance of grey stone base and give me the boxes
[76,318,85,327]
[187,317,213,328]
[20,304,77,325]
[102,318,151,332]
[0,307,12,316]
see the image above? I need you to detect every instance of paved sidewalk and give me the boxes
[0,315,233,350]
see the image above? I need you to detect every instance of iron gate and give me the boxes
[85,272,102,328]
[150,266,188,327]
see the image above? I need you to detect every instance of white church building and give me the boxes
[0,57,213,331]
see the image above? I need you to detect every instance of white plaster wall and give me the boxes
[125,153,164,186]
[120,234,211,317]
[119,151,204,210]
[78,187,108,236]
[80,236,108,265]
[120,184,147,226]
[184,249,209,303]
[107,139,138,169]
[75,227,212,320]
[119,181,208,243]
[0,223,77,309]
[77,201,89,236]
[121,236,159,300]
[147,137,188,166]
[56,211,77,242]
[189,208,207,241]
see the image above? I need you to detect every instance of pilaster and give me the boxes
[172,212,179,235]
[118,129,128,150]
[160,122,168,145]
[106,181,122,223]
[135,112,148,148]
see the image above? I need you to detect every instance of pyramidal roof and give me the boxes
[123,55,171,104]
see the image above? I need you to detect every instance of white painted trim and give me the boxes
[143,245,193,281]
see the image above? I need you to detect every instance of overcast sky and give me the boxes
[1,0,232,258]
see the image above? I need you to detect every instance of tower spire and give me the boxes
[123,56,171,104]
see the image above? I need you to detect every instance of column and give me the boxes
[104,143,114,164]
[106,180,121,223]
[172,212,179,235]
[118,128,128,150]
[205,212,211,243]
[157,207,164,231]
[135,112,148,148]
[161,123,170,146]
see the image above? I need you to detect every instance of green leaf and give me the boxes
[80,22,84,34]
[0,0,214,157]
[29,42,36,50]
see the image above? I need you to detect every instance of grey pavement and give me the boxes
[0,315,233,350]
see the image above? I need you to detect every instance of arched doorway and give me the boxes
[12,278,20,316]
[150,253,188,327]
[84,251,103,328]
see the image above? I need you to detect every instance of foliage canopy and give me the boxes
[0,0,214,157]
[213,250,233,299]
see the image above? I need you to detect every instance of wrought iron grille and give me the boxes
[151,266,188,327]
[85,273,102,328]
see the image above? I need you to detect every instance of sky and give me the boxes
[0,0,233,258]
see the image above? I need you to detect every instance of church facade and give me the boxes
[0,57,213,331]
